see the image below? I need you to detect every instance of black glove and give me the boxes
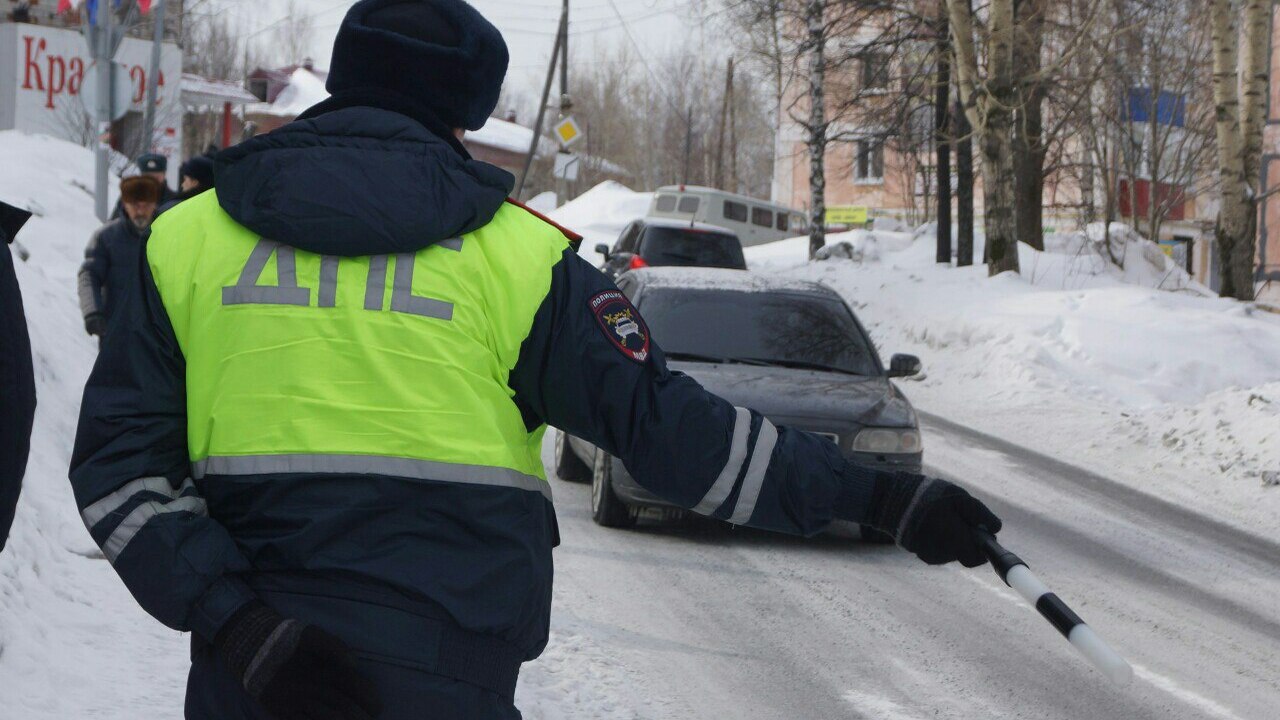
[84,313,105,337]
[867,474,1002,567]
[215,602,381,720]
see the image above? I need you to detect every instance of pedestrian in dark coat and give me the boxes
[79,176,162,338]
[158,155,216,214]
[110,154,177,221]
[1,199,35,554]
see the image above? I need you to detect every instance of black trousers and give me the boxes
[0,242,35,554]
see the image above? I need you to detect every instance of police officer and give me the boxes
[1,200,34,555]
[69,1,1002,718]
[79,175,163,341]
[110,153,177,221]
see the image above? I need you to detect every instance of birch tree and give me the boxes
[1211,0,1271,301]
[948,0,1021,274]
[805,0,830,257]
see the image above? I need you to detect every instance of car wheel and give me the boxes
[554,431,591,482]
[591,450,636,528]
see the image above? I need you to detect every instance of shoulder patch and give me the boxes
[589,290,651,363]
[505,198,583,250]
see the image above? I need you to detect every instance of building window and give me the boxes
[855,140,884,183]
[861,52,890,91]
[723,200,748,222]
[752,207,774,228]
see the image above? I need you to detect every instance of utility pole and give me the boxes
[86,0,140,220]
[555,0,574,202]
[559,0,570,113]
[935,12,952,265]
[516,6,567,199]
[91,0,114,222]
[727,59,737,193]
[682,106,694,185]
[143,0,166,152]
[715,57,732,189]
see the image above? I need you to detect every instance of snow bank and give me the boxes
[527,191,558,214]
[747,227,1280,535]
[550,182,653,266]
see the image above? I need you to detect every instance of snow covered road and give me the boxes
[530,418,1280,720]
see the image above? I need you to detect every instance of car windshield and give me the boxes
[639,227,746,269]
[641,289,880,376]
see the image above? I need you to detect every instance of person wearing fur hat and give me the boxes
[110,153,177,220]
[78,175,162,340]
[1,200,35,556]
[71,1,1002,718]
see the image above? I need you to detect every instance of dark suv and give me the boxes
[595,218,747,279]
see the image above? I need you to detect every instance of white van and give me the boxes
[645,186,808,247]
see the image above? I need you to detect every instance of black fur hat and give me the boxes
[327,0,509,131]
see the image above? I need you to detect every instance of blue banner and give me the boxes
[86,0,124,26]
[1126,88,1187,128]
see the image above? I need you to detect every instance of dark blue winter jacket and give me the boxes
[77,216,149,324]
[1,202,35,554]
[68,104,886,690]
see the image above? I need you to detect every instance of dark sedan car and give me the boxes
[595,217,748,279]
[553,267,924,530]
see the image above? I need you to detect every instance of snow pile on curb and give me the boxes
[1035,223,1210,295]
[0,131,194,716]
[747,228,1280,535]
[550,182,653,266]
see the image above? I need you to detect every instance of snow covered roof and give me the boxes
[466,118,628,175]
[630,267,834,295]
[181,73,259,106]
[466,116,538,155]
[245,68,330,118]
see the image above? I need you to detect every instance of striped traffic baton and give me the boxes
[976,528,1133,686]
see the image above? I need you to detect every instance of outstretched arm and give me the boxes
[509,250,1000,561]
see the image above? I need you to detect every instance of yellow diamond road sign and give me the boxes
[554,117,584,148]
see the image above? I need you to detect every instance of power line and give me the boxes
[603,0,687,122]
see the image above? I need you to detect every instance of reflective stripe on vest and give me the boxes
[192,454,552,501]
[146,192,569,498]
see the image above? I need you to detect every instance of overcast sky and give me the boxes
[208,0,717,115]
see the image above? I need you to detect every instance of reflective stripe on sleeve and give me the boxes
[728,419,779,525]
[103,495,208,563]
[81,476,196,530]
[192,454,552,501]
[693,407,753,514]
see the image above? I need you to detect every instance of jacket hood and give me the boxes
[214,106,514,257]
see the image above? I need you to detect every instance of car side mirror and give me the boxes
[888,354,922,378]
[595,243,611,260]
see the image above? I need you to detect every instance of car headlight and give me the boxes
[852,428,921,454]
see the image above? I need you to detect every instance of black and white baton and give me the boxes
[976,529,1133,686]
